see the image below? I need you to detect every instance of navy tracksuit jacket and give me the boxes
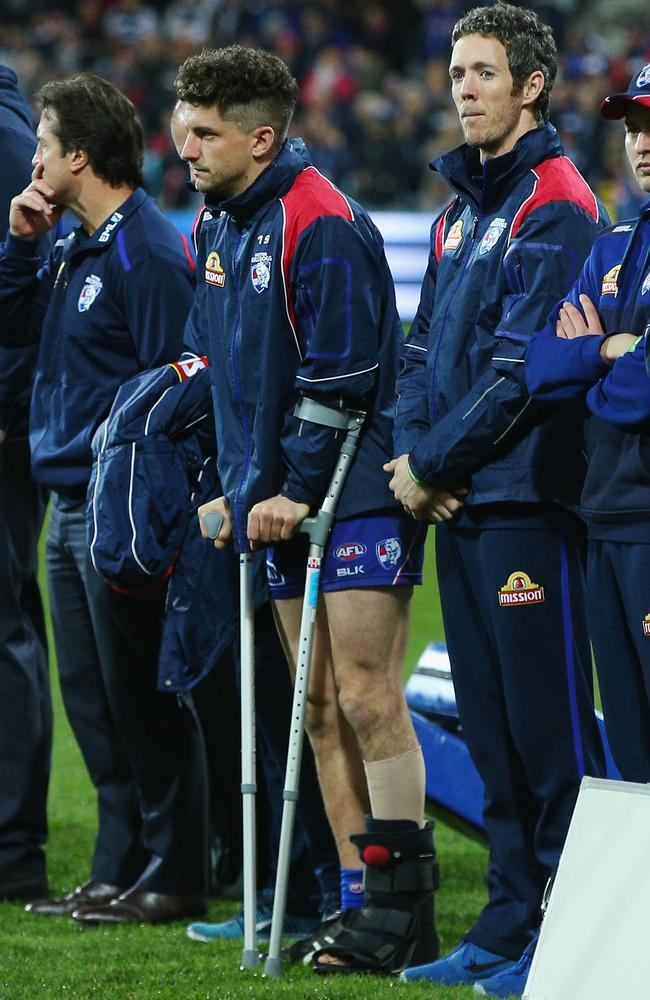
[0,188,207,893]
[187,138,402,551]
[527,203,650,782]
[395,125,607,957]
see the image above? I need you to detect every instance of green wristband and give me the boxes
[407,462,429,488]
[628,336,643,353]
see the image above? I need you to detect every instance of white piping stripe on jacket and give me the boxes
[128,442,152,575]
[297,363,379,384]
[89,419,109,574]
[494,397,533,445]
[462,377,506,420]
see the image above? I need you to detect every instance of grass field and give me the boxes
[0,531,492,1000]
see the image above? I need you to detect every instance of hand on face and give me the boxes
[9,162,64,241]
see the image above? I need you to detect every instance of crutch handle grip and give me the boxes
[203,511,224,539]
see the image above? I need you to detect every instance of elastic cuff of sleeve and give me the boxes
[407,460,429,488]
[3,233,42,259]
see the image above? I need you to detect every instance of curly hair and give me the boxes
[451,2,557,124]
[38,74,144,189]
[175,46,299,148]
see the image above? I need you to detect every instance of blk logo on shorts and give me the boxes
[643,614,650,636]
[498,571,545,607]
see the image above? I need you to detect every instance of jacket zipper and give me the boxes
[229,230,252,551]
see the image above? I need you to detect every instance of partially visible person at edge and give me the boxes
[389,4,607,997]
[0,63,51,904]
[178,45,439,974]
[0,73,208,926]
[526,67,650,793]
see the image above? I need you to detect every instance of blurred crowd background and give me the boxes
[0,0,648,220]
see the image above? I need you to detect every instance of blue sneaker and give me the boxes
[399,940,514,985]
[187,894,319,943]
[473,942,535,997]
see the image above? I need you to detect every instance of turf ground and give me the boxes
[0,530,492,1000]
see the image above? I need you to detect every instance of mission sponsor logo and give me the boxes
[601,264,621,297]
[335,542,367,562]
[442,219,463,252]
[498,571,545,607]
[643,614,650,637]
[205,250,226,287]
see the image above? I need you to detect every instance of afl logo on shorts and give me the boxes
[643,613,650,636]
[205,250,226,287]
[335,542,366,561]
[376,537,402,570]
[498,571,545,607]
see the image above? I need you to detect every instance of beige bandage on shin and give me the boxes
[363,745,426,828]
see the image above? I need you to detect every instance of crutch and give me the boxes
[264,396,366,978]
[203,510,259,970]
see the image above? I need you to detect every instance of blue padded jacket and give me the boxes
[0,187,195,498]
[187,139,403,551]
[526,203,650,539]
[394,124,608,512]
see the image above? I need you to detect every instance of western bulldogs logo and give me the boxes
[250,252,272,293]
[479,218,507,256]
[77,274,103,312]
[376,537,402,571]
[335,542,366,561]
[642,270,650,296]
[636,64,650,89]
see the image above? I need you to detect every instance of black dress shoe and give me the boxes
[0,871,48,902]
[25,879,124,916]
[72,888,208,925]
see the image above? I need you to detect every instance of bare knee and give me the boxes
[337,671,404,741]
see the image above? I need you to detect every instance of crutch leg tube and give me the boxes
[264,397,365,978]
[239,549,260,969]
[204,510,259,969]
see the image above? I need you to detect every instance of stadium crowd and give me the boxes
[0,0,649,217]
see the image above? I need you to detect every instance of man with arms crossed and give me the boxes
[178,45,438,974]
[389,5,606,996]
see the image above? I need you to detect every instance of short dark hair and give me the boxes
[451,2,557,124]
[174,46,299,148]
[37,74,144,188]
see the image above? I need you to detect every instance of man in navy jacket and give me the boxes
[391,4,607,995]
[526,67,650,788]
[0,73,206,925]
[177,46,437,974]
[0,64,51,902]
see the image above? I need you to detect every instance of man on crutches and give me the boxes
[178,44,440,976]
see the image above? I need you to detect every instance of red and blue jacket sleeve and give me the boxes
[408,200,604,485]
[279,213,388,507]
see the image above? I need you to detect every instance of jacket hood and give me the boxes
[0,64,35,133]
[206,137,311,223]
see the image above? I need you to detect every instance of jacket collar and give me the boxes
[432,124,564,214]
[68,187,147,256]
[205,138,311,225]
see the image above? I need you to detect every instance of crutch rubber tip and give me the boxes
[263,956,283,978]
[240,949,261,970]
